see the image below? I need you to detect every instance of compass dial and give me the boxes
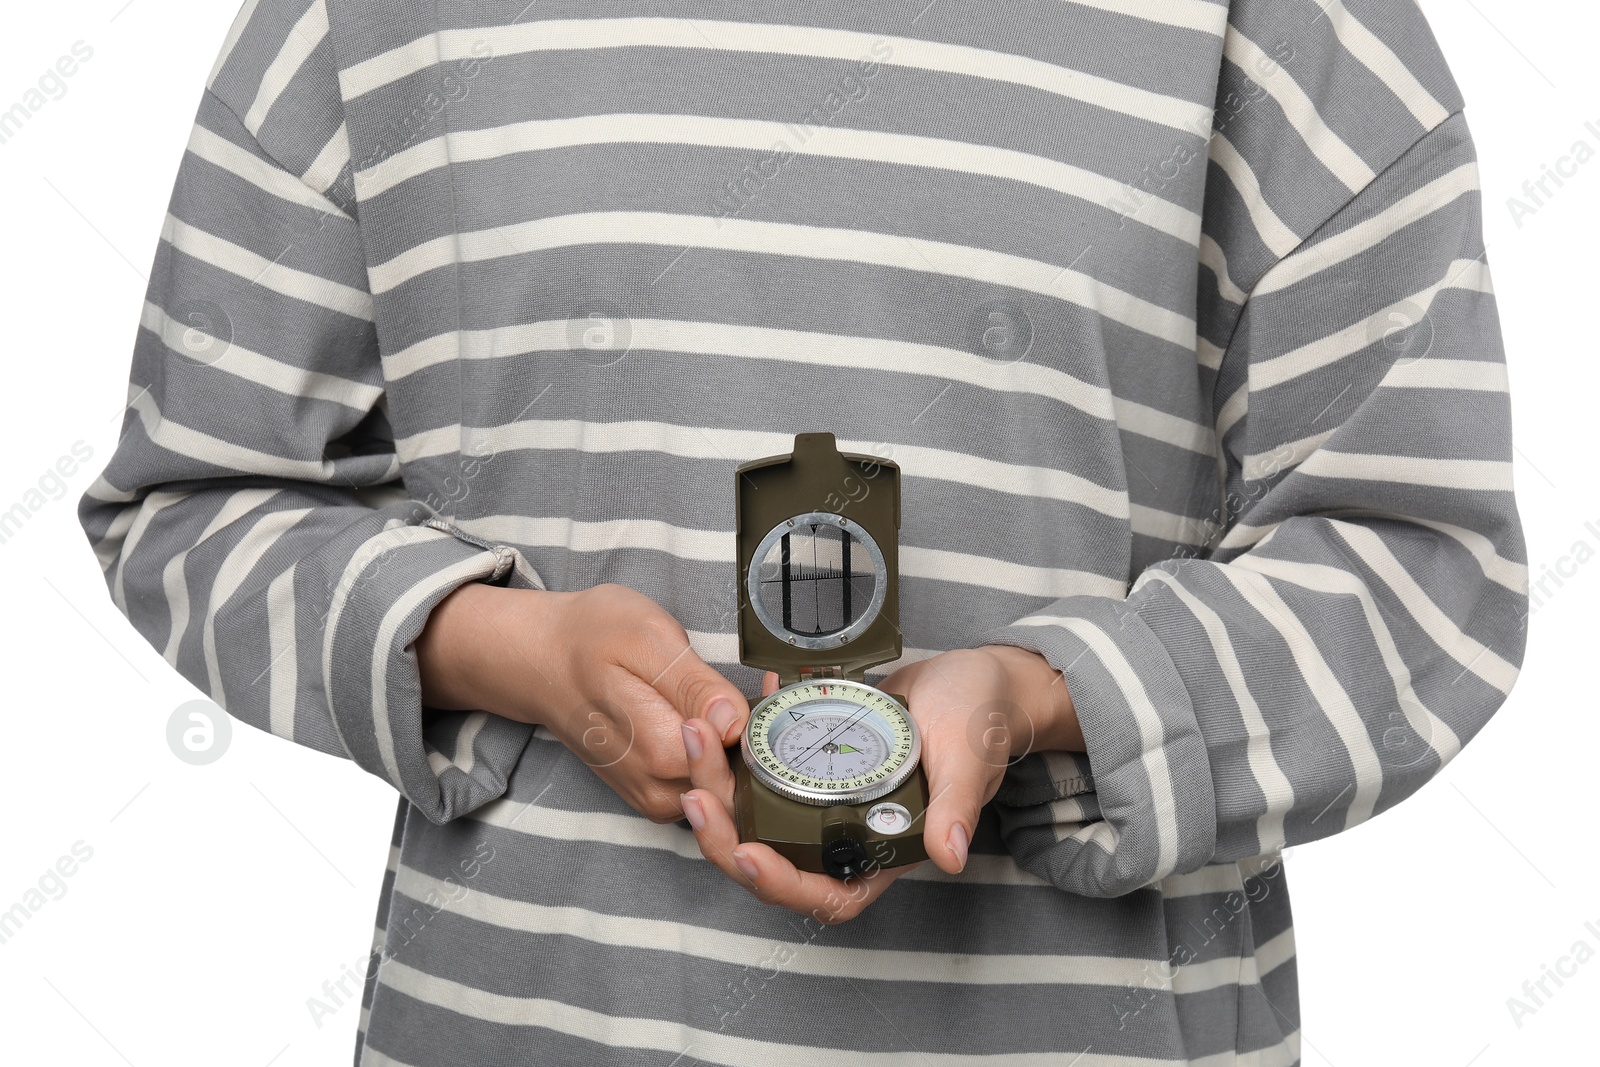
[742,679,919,806]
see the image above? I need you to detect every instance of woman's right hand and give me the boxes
[416,581,749,823]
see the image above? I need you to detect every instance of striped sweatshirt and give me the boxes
[80,1,1528,1064]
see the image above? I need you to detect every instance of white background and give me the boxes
[0,2,1594,1064]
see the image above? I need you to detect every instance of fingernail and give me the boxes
[732,848,760,883]
[680,721,704,760]
[680,793,706,832]
[947,823,969,872]
[706,698,738,739]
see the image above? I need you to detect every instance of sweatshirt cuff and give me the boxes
[978,593,1218,896]
[321,517,543,824]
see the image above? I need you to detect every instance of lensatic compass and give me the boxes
[732,433,929,879]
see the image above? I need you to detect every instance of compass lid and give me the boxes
[735,433,901,686]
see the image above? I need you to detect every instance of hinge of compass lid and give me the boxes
[797,666,845,683]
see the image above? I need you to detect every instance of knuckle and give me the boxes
[642,797,684,824]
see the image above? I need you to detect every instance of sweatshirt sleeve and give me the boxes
[77,0,542,824]
[980,11,1528,897]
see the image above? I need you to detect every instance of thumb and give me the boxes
[761,671,780,697]
[919,729,987,876]
[652,644,749,746]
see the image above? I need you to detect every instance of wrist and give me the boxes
[979,644,1083,756]
[416,580,526,714]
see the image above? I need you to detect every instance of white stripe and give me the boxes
[1342,511,1525,593]
[454,513,1125,599]
[266,567,298,739]
[368,556,499,780]
[1241,359,1510,482]
[1255,926,1296,978]
[328,529,493,786]
[82,474,138,504]
[186,122,347,217]
[1115,397,1216,457]
[339,19,1215,136]
[1157,862,1243,899]
[453,712,488,774]
[392,314,1215,458]
[1318,0,1451,128]
[112,490,186,614]
[1382,356,1508,392]
[908,545,1127,599]
[1215,510,1527,594]
[1138,570,1294,851]
[206,0,264,88]
[1198,233,1248,305]
[1196,337,1225,371]
[1221,569,1384,830]
[388,316,1117,423]
[402,420,1131,522]
[392,863,1237,992]
[1250,258,1492,390]
[1241,428,1336,482]
[141,300,381,409]
[1009,616,1186,876]
[1331,523,1520,694]
[202,507,313,700]
[243,0,328,135]
[1132,503,1220,548]
[368,211,1195,349]
[1216,382,1248,440]
[1229,553,1462,764]
[1296,450,1514,493]
[473,766,1041,886]
[1059,0,1226,35]
[159,489,281,663]
[377,955,1245,1067]
[127,388,352,482]
[303,121,350,194]
[1224,26,1375,192]
[1208,133,1301,257]
[91,500,143,571]
[162,214,373,321]
[358,113,1202,244]
[1252,163,1478,296]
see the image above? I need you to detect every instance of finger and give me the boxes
[681,743,920,921]
[919,726,992,876]
[685,787,892,917]
[761,672,780,698]
[681,717,737,813]
[680,780,752,889]
[645,636,750,745]
[726,841,920,923]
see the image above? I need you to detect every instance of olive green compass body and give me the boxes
[732,433,929,879]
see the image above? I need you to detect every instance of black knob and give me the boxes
[821,836,868,880]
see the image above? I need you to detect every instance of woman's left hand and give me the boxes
[678,645,1081,923]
